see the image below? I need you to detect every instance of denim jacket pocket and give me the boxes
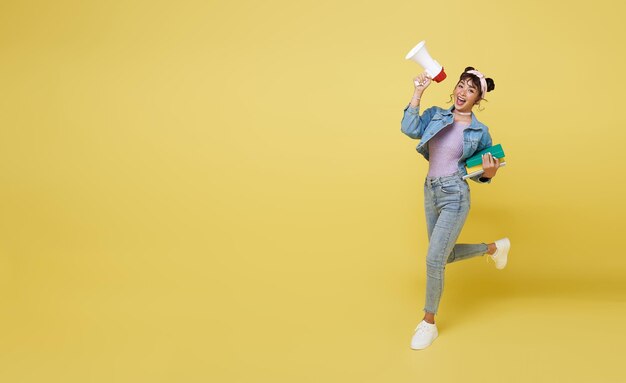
[431,114,444,121]
[468,139,479,153]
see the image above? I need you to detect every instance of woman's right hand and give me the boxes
[413,72,432,91]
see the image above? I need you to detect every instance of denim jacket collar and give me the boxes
[440,105,483,131]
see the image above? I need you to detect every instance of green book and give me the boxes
[465,144,506,168]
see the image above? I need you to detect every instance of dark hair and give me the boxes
[459,66,495,99]
[446,66,495,111]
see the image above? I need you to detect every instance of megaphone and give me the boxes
[405,41,447,83]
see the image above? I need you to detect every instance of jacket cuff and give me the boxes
[404,103,420,114]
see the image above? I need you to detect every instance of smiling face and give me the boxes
[453,78,482,113]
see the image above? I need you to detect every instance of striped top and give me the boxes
[427,120,470,177]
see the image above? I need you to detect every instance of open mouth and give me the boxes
[456,97,466,106]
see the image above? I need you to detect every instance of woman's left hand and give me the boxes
[481,152,500,178]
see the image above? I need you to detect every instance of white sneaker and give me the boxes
[490,237,510,269]
[410,320,438,350]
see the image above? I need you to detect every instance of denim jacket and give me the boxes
[401,103,493,184]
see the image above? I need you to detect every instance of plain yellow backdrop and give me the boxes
[1,0,625,381]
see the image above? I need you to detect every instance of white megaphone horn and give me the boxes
[405,41,447,83]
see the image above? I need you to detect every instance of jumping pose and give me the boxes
[401,67,511,350]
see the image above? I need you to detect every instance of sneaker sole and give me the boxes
[410,332,438,350]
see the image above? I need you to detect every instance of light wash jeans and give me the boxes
[423,170,489,315]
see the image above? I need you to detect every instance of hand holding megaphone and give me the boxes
[413,72,432,91]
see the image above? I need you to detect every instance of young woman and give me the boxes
[400,67,511,350]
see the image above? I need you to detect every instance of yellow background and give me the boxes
[1,0,625,381]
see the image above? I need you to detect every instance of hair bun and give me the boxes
[485,78,495,92]
[463,66,475,72]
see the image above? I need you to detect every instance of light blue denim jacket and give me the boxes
[401,103,493,184]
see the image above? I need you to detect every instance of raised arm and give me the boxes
[401,72,436,139]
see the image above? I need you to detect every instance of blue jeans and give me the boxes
[423,170,489,315]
